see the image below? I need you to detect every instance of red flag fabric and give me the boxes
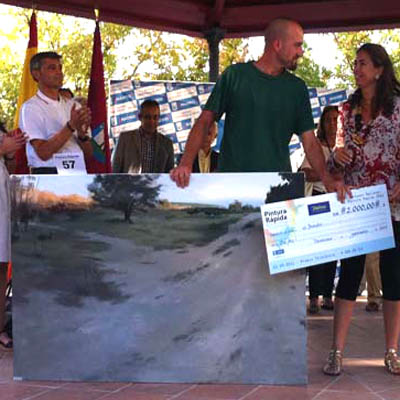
[14,11,38,174]
[86,20,111,173]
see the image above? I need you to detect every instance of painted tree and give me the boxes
[88,174,161,223]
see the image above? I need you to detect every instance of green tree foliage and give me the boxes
[0,7,131,127]
[331,30,400,87]
[88,174,161,223]
[295,42,332,88]
[122,32,249,82]
[332,31,373,87]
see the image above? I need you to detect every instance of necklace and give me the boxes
[351,104,369,146]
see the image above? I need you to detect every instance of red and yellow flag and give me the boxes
[14,11,38,174]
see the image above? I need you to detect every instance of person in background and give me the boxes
[359,252,382,312]
[323,43,400,376]
[192,121,219,173]
[59,87,74,100]
[0,122,26,349]
[19,51,92,174]
[301,105,339,314]
[112,99,174,173]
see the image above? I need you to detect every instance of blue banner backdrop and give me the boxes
[109,79,351,157]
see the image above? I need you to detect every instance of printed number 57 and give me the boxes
[62,160,75,169]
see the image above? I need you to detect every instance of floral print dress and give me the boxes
[328,97,400,221]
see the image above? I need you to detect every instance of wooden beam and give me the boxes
[221,0,400,34]
[206,0,225,27]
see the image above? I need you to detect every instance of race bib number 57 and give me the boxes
[53,152,87,175]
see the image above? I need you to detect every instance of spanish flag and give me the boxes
[14,11,38,174]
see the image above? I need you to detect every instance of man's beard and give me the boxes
[286,58,298,71]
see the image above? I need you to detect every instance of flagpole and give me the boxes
[14,10,38,174]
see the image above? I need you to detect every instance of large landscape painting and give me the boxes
[11,172,306,384]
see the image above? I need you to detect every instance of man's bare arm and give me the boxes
[170,110,216,188]
[31,103,92,161]
[31,125,73,161]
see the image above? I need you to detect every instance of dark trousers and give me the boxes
[336,221,400,301]
[308,261,337,299]
[308,188,337,299]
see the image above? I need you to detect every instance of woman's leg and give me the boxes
[380,222,400,349]
[382,300,400,350]
[380,222,400,372]
[323,255,365,375]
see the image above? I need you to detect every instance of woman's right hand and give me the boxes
[0,130,27,155]
[333,147,353,167]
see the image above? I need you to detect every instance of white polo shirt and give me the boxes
[19,90,84,168]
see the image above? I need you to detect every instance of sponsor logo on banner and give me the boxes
[110,102,137,115]
[135,83,166,99]
[110,80,134,95]
[170,97,200,112]
[158,122,176,135]
[167,86,197,102]
[197,84,214,95]
[319,90,347,106]
[116,111,139,126]
[110,91,135,106]
[160,103,171,114]
[171,106,202,123]
[166,82,193,91]
[138,93,168,106]
[159,113,173,126]
[175,118,192,132]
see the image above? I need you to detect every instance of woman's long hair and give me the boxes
[349,43,400,118]
[316,105,338,145]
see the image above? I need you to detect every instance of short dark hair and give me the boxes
[140,99,160,113]
[30,51,61,75]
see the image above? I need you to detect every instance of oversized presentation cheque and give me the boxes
[260,184,395,275]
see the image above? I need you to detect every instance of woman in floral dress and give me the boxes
[323,43,400,376]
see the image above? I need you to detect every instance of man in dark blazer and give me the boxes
[112,99,174,173]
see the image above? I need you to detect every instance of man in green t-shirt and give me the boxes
[171,18,349,201]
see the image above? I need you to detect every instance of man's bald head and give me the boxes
[264,18,302,47]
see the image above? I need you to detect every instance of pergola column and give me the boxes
[204,27,225,82]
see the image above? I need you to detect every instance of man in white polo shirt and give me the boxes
[19,51,92,174]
